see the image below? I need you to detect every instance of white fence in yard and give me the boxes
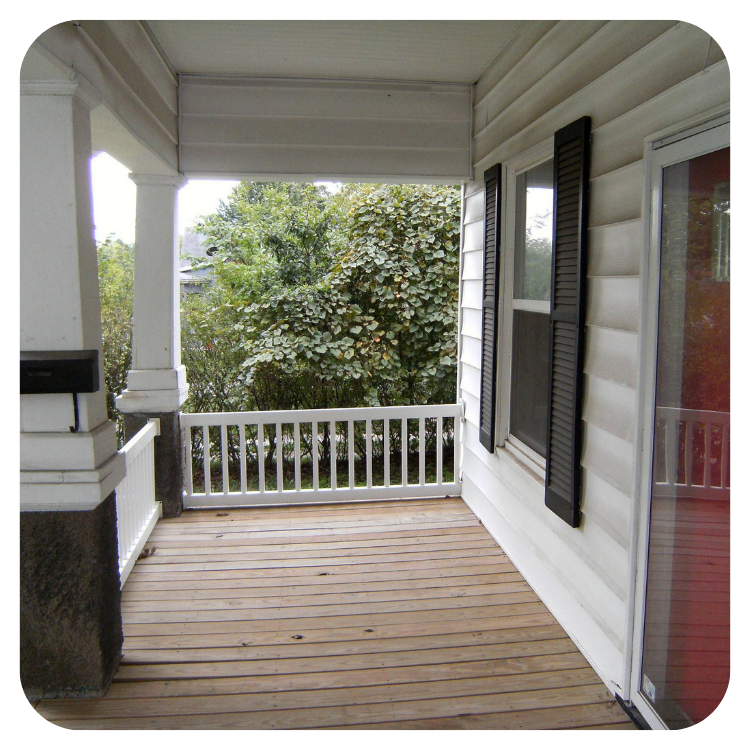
[115,419,162,585]
[181,404,462,507]
[652,407,730,500]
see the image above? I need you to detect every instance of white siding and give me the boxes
[459,19,728,696]
[179,76,472,181]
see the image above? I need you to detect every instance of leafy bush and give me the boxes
[98,183,461,444]
[97,237,134,445]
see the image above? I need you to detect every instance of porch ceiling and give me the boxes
[145,20,521,83]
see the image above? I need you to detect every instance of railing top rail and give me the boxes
[180,403,462,427]
[656,406,730,423]
[119,418,160,466]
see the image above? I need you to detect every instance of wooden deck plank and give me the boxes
[93,652,591,699]
[142,529,491,553]
[160,497,467,519]
[122,613,559,649]
[158,502,471,526]
[121,571,527,599]
[150,525,487,548]
[120,625,569,663]
[325,701,631,730]
[119,592,542,624]
[114,638,579,679]
[120,585,534,612]
[35,496,632,730]
[122,565,524,591]
[120,603,553,637]
[148,513,478,534]
[132,541,503,566]
[39,668,602,720]
[135,538,500,562]
[41,684,618,729]
[121,580,531,606]
[124,555,514,581]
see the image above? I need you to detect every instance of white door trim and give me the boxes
[627,117,729,728]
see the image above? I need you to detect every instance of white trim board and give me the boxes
[626,114,730,728]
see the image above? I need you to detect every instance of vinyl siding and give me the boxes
[179,76,472,181]
[458,19,728,695]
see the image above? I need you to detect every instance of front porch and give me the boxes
[35,498,633,730]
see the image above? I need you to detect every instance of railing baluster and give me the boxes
[703,420,711,489]
[348,420,355,489]
[402,418,408,486]
[419,417,425,486]
[664,414,675,487]
[294,421,301,491]
[258,423,265,494]
[312,420,319,491]
[454,415,460,483]
[276,421,283,492]
[684,418,693,488]
[384,419,390,488]
[330,421,337,491]
[436,416,443,485]
[220,424,229,494]
[366,419,372,489]
[202,425,211,496]
[185,426,194,498]
[239,423,247,495]
[721,423,729,489]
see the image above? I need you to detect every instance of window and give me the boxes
[508,159,553,462]
[479,117,591,527]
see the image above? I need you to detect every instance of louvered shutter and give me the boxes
[544,117,591,527]
[479,164,501,452]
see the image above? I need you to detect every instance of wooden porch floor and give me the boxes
[36,498,634,729]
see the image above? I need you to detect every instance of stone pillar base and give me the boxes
[21,493,123,701]
[124,411,184,518]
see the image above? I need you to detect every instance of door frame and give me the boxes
[628,114,730,729]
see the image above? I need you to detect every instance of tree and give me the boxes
[222,183,461,409]
[97,236,133,445]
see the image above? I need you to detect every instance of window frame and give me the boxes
[495,138,554,478]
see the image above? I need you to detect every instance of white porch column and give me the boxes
[20,80,124,509]
[116,174,188,517]
[20,78,123,699]
[116,173,189,412]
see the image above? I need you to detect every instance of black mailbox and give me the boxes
[21,350,100,394]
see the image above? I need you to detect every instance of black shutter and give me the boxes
[544,117,591,527]
[479,164,501,452]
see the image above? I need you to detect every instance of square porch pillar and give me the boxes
[20,78,124,699]
[116,174,189,518]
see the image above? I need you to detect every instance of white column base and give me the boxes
[116,386,189,414]
[116,366,189,413]
[21,451,126,512]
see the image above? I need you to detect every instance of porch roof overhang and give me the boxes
[22,20,530,183]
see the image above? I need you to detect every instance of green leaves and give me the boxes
[179,181,460,412]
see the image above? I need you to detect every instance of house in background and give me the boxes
[180,229,215,294]
[20,20,729,729]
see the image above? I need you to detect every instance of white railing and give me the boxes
[181,404,462,507]
[115,419,162,585]
[653,407,730,500]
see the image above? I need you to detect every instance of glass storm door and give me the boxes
[639,131,729,729]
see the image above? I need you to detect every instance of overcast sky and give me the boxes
[90,152,344,246]
[90,152,239,244]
